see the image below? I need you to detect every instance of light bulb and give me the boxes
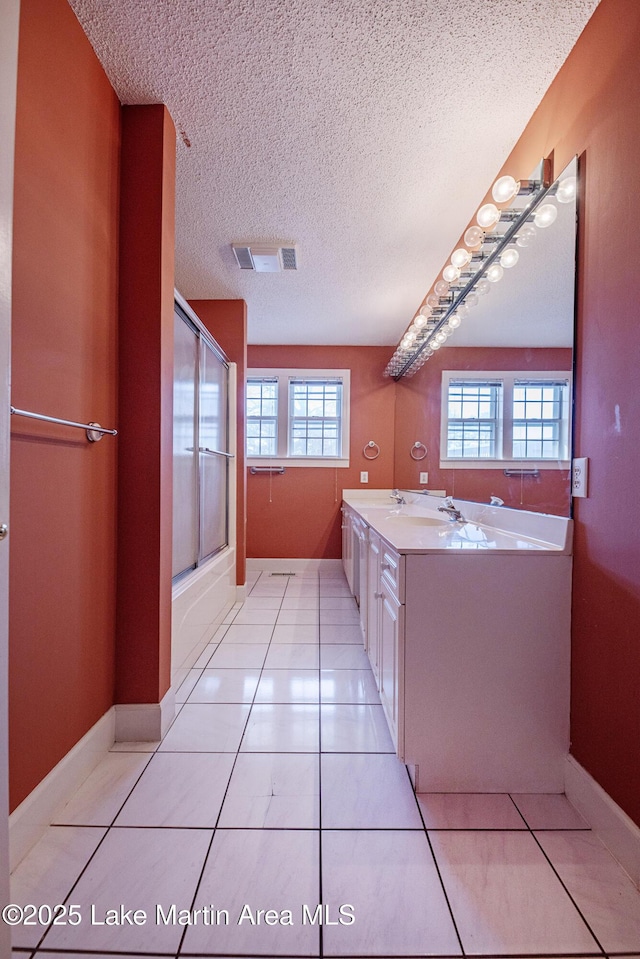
[556,176,577,204]
[464,226,485,248]
[492,175,520,204]
[413,314,428,329]
[419,305,432,317]
[435,330,447,344]
[449,313,461,328]
[500,247,519,269]
[534,203,558,228]
[466,291,479,308]
[451,247,472,269]
[477,203,501,229]
[516,223,536,247]
[476,278,491,296]
[434,279,450,296]
[456,302,470,318]
[442,264,460,283]
[430,339,442,350]
[486,263,504,283]
[426,293,440,308]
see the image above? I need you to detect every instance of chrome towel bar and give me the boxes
[250,466,285,474]
[10,406,117,443]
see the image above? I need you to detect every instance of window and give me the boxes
[246,368,350,467]
[441,370,571,469]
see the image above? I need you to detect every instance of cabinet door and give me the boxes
[379,578,405,759]
[366,530,381,678]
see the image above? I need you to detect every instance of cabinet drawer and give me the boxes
[380,545,404,604]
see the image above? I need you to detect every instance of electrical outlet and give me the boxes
[572,457,588,497]
[360,471,368,483]
[419,472,429,484]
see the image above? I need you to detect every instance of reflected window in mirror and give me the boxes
[440,370,572,470]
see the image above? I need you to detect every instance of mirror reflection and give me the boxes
[397,157,577,517]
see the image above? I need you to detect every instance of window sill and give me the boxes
[247,457,350,469]
[440,459,570,471]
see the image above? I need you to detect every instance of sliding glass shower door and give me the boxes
[172,302,230,580]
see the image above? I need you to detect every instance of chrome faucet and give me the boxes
[438,496,465,522]
[390,489,406,505]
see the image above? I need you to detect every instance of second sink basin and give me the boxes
[383,514,448,527]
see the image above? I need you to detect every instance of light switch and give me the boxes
[419,472,429,484]
[572,457,588,497]
[360,471,368,483]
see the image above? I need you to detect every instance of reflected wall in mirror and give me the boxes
[394,157,577,517]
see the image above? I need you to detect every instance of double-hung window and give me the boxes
[441,370,571,469]
[246,368,350,467]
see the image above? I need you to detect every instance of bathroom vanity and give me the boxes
[342,490,573,793]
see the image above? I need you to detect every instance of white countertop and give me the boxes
[342,490,573,555]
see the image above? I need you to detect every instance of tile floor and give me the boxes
[9,565,640,958]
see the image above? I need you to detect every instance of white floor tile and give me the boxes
[320,608,361,625]
[182,830,320,956]
[219,753,320,828]
[207,642,269,668]
[187,667,261,703]
[320,669,380,704]
[255,669,320,704]
[417,793,527,830]
[280,596,319,610]
[322,830,461,956]
[511,792,590,829]
[320,644,370,669]
[265,644,320,669]
[192,641,220,669]
[320,623,363,644]
[243,595,284,609]
[114,752,235,827]
[10,826,106,947]
[322,754,423,829]
[223,623,275,644]
[276,608,320,625]
[321,704,394,753]
[158,703,250,752]
[430,831,599,954]
[52,753,151,827]
[241,704,319,752]
[232,607,279,625]
[536,829,640,951]
[109,740,159,752]
[41,827,210,954]
[271,623,319,644]
[175,668,202,703]
[319,597,358,610]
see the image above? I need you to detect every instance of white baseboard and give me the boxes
[236,583,247,602]
[246,558,344,574]
[9,708,115,871]
[114,687,175,742]
[565,754,640,888]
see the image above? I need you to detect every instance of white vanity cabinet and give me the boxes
[342,491,573,794]
[341,505,354,593]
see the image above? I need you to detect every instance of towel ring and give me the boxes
[410,441,427,461]
[363,440,380,460]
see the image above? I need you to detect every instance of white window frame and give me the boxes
[440,370,572,470]
[246,368,351,468]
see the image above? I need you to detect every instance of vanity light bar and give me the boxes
[386,165,571,380]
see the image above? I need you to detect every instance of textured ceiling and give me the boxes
[69,0,600,346]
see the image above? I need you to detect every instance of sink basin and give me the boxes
[383,514,448,527]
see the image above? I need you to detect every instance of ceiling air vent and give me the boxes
[231,243,298,272]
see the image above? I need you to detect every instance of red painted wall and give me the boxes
[9,0,120,809]
[246,346,395,558]
[394,347,573,515]
[116,105,176,706]
[189,300,248,588]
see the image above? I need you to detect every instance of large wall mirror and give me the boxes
[404,157,577,517]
